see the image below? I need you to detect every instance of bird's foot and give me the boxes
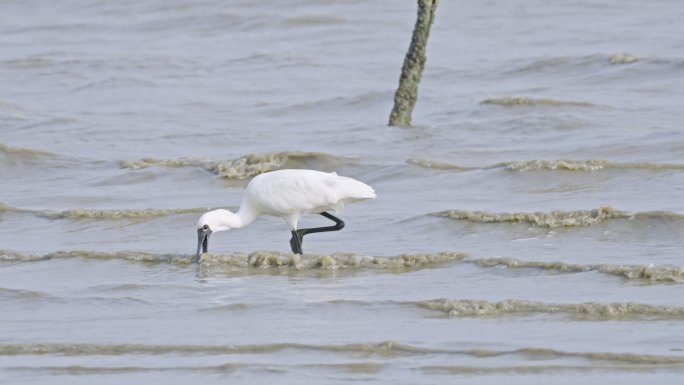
[288,213,345,254]
[290,230,304,255]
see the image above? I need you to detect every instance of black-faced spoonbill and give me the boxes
[196,169,376,258]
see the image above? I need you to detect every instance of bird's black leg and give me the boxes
[288,212,345,255]
[290,230,303,255]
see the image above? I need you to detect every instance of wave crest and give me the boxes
[502,159,684,171]
[609,53,639,65]
[1,249,465,272]
[1,341,682,366]
[470,257,684,283]
[35,208,205,220]
[2,341,682,368]
[510,53,642,74]
[503,159,612,171]
[0,202,28,213]
[433,206,629,228]
[0,250,191,264]
[480,96,596,107]
[0,250,46,262]
[0,142,55,158]
[199,251,466,270]
[2,202,209,221]
[407,158,684,172]
[418,299,684,319]
[119,151,348,179]
[406,158,474,171]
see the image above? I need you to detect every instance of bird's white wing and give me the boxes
[246,170,342,215]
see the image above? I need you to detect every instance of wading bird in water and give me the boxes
[196,169,376,259]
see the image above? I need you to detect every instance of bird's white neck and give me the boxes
[235,201,259,228]
[200,202,259,232]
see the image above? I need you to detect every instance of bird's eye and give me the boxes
[203,224,209,230]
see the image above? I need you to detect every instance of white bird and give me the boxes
[196,169,376,258]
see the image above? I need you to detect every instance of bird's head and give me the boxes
[195,209,238,260]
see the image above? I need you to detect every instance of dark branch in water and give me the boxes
[389,0,438,127]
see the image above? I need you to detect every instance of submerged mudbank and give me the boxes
[118,151,350,179]
[418,299,684,320]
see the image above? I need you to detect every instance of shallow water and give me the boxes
[2,0,684,383]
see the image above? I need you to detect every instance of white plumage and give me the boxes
[196,169,376,257]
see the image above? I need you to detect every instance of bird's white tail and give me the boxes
[333,175,377,202]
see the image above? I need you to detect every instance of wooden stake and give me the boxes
[389,0,438,127]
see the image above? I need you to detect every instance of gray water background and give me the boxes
[2,0,684,383]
